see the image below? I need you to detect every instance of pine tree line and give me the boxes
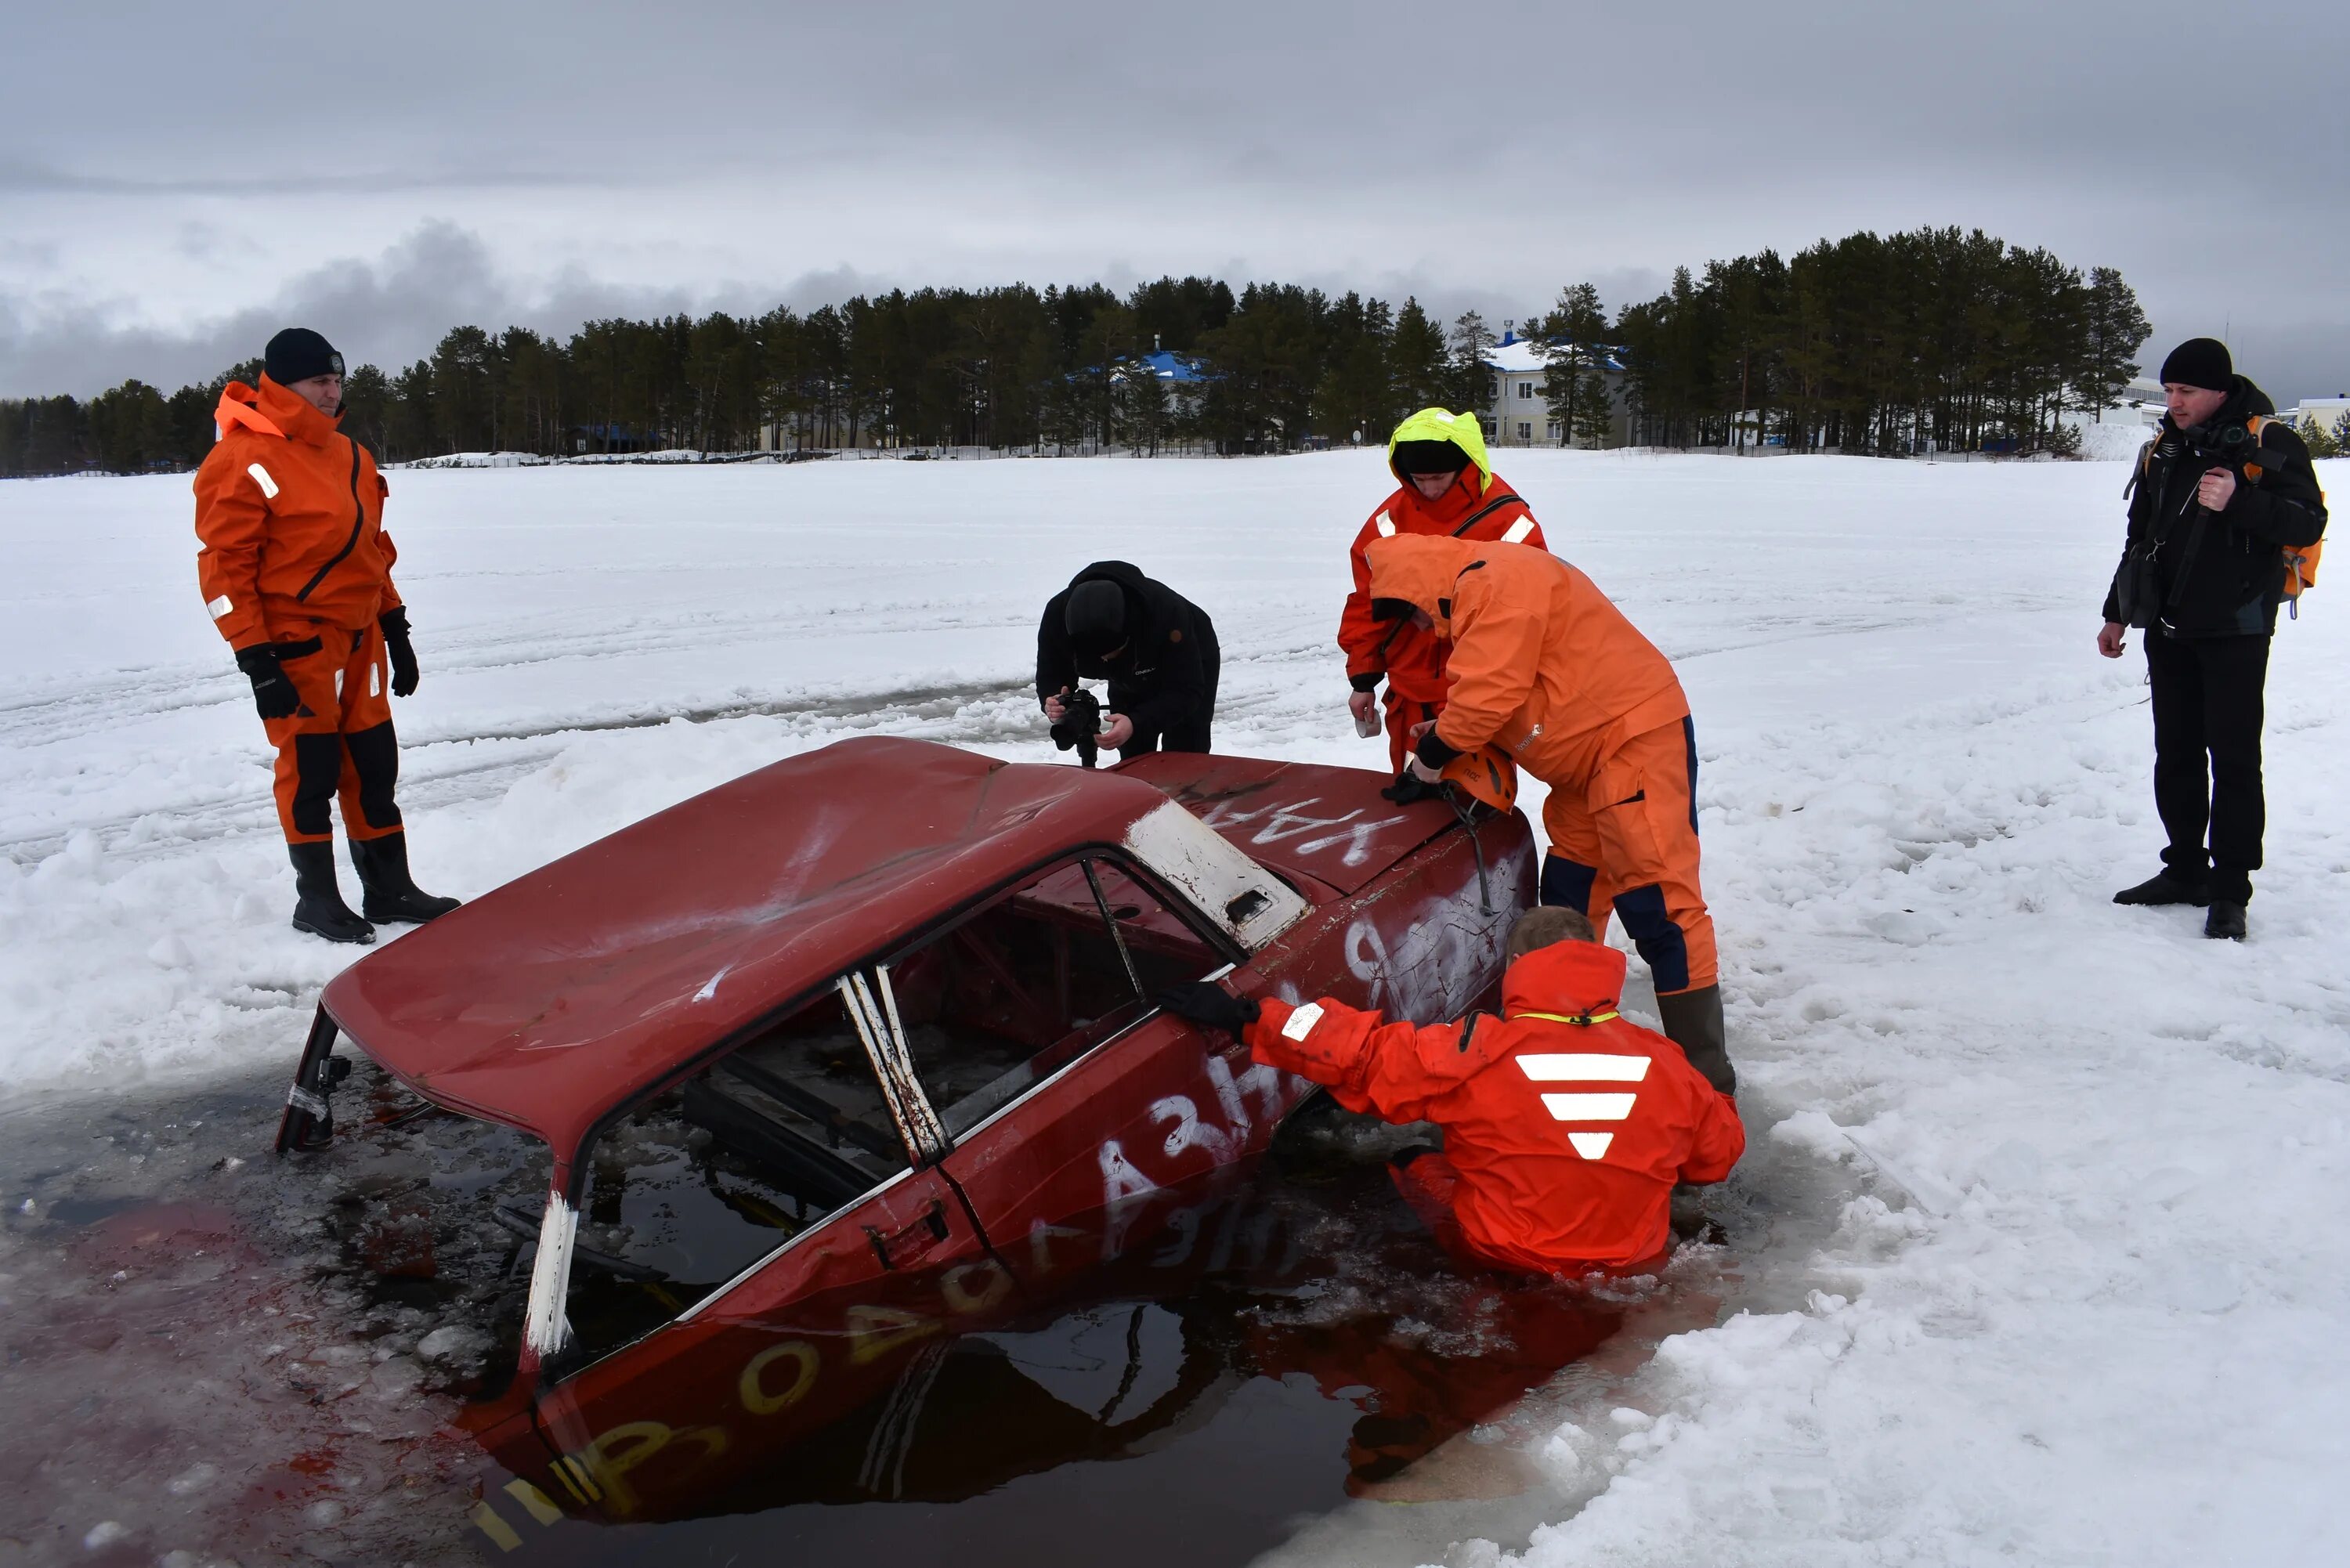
[1600,228,2151,453]
[1,227,2151,476]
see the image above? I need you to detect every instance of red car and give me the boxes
[273,736,1534,1545]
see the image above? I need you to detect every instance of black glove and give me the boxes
[234,645,300,721]
[1155,981,1260,1035]
[380,606,419,697]
[1380,768,1439,804]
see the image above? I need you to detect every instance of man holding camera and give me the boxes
[194,327,461,945]
[1036,561,1220,763]
[2099,338,2327,940]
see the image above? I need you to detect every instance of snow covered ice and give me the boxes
[2,446,2347,1565]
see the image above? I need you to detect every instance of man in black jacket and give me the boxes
[2099,338,2328,940]
[1037,562,1220,761]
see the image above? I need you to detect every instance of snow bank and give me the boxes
[2073,417,2157,461]
[3,449,2347,1563]
[393,450,553,469]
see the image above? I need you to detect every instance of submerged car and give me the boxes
[271,736,1534,1543]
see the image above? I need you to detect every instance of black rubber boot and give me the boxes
[289,840,374,945]
[2113,870,2211,907]
[1655,984,1735,1097]
[2204,901,2247,941]
[350,831,461,924]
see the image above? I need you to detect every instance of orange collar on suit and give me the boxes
[215,377,342,446]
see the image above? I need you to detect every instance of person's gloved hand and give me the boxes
[234,645,300,721]
[1155,981,1260,1035]
[380,606,420,697]
[1379,769,1438,804]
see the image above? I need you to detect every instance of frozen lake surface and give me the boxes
[2,447,2346,1565]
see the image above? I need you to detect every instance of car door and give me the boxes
[917,854,1322,1287]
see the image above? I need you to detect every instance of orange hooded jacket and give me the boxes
[1244,939,1743,1273]
[1338,466,1543,704]
[1363,534,1685,788]
[193,377,400,652]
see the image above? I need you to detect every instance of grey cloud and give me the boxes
[0,158,595,198]
[4,0,2348,400]
[0,223,878,396]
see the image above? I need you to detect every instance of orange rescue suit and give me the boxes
[194,378,400,649]
[1338,467,1544,770]
[1365,533,1716,995]
[1244,940,1744,1274]
[193,378,406,845]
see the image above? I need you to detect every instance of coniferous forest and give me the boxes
[0,226,2150,477]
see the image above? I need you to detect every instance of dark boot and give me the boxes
[2204,901,2247,941]
[289,840,374,945]
[1655,984,1735,1097]
[2113,869,2211,907]
[350,831,461,924]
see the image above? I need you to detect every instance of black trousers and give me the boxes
[2144,630,2269,901]
[1109,634,1220,761]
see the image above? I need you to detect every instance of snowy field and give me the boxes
[3,447,2347,1565]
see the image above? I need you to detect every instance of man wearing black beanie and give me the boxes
[2098,338,2328,939]
[193,328,461,944]
[1036,562,1220,761]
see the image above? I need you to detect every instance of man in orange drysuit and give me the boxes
[1365,531,1734,1093]
[1159,905,1743,1277]
[1338,409,1545,772]
[193,328,460,945]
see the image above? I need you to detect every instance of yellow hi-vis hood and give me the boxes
[1387,407,1495,494]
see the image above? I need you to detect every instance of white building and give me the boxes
[2276,395,2350,438]
[1479,332,1630,449]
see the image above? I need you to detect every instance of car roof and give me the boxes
[322,737,1291,1159]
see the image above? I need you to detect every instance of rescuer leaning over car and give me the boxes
[1159,905,1744,1277]
[193,327,459,945]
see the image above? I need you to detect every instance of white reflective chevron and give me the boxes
[1517,1053,1650,1082]
[1567,1131,1615,1160]
[1538,1092,1638,1122]
[1374,512,1396,537]
[1282,1002,1325,1041]
[245,462,280,499]
[1501,517,1535,544]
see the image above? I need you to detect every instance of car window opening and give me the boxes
[540,855,1223,1371]
[890,856,1218,1136]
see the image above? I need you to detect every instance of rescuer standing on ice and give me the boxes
[1362,529,1734,1095]
[1338,410,1546,771]
[193,328,460,944]
[2098,338,2327,941]
[1158,906,1743,1277]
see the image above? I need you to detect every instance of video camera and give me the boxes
[1050,685,1104,768]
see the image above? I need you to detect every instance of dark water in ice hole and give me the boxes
[0,1064,1765,1568]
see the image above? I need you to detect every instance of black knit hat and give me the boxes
[1392,438,1470,477]
[2158,338,2232,392]
[1064,580,1127,655]
[265,327,344,385]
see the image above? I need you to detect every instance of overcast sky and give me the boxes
[6,0,2347,403]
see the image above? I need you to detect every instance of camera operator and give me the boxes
[1036,562,1220,762]
[2099,338,2328,940]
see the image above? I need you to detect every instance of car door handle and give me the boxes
[864,1199,950,1271]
